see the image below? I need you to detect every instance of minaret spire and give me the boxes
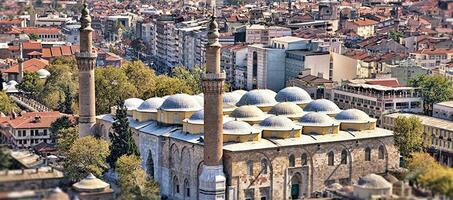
[76,2,97,137]
[199,15,226,200]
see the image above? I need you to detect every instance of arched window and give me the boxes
[173,176,180,194]
[147,151,154,178]
[341,150,348,164]
[247,160,253,175]
[365,147,371,161]
[184,179,190,197]
[301,153,308,166]
[378,145,385,160]
[261,159,268,174]
[327,151,334,166]
[289,154,295,167]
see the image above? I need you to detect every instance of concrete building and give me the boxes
[0,167,64,192]
[332,79,423,125]
[439,61,453,83]
[383,113,453,166]
[410,48,453,69]
[433,101,453,121]
[221,44,247,89]
[76,4,97,137]
[330,52,375,82]
[344,18,378,38]
[245,25,292,44]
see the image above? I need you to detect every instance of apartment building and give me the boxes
[9,27,63,42]
[410,48,453,69]
[332,79,423,125]
[383,113,453,166]
[221,44,247,89]
[439,61,453,83]
[0,112,67,148]
[433,101,453,121]
[344,18,378,38]
[245,24,292,44]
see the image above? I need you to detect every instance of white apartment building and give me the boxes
[410,48,453,69]
[344,18,377,38]
[439,62,453,83]
[332,79,423,125]
[245,24,292,44]
[330,52,377,82]
[433,101,453,121]
[221,44,248,89]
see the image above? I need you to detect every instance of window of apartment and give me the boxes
[43,130,47,136]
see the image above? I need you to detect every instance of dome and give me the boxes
[223,120,260,135]
[236,89,277,107]
[160,94,202,111]
[336,109,376,123]
[192,95,204,105]
[303,99,341,114]
[37,69,51,79]
[223,92,241,105]
[137,97,165,112]
[275,87,312,104]
[230,105,266,119]
[73,173,110,192]
[357,174,392,188]
[124,98,144,110]
[257,116,301,130]
[232,89,247,96]
[7,80,18,85]
[269,102,305,118]
[186,110,204,124]
[298,112,339,126]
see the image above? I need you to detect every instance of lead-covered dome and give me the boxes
[224,92,241,105]
[186,110,204,124]
[269,102,305,118]
[275,87,312,104]
[223,120,260,135]
[37,69,51,79]
[236,89,277,107]
[257,116,301,130]
[357,174,392,188]
[303,99,341,114]
[137,97,165,112]
[336,109,376,123]
[192,95,204,105]
[160,94,202,111]
[232,89,247,96]
[230,105,266,119]
[124,98,144,110]
[298,112,339,126]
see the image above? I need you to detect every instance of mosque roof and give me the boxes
[160,94,202,111]
[232,89,247,96]
[275,87,312,104]
[185,110,204,124]
[124,98,144,110]
[298,112,339,126]
[192,95,204,105]
[223,120,260,135]
[137,97,165,112]
[37,68,51,79]
[336,109,377,123]
[236,89,277,107]
[229,105,267,120]
[223,92,242,105]
[356,174,392,189]
[256,116,301,131]
[73,173,110,192]
[303,99,341,114]
[269,102,305,118]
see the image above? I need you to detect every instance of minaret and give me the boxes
[76,3,97,137]
[198,15,226,199]
[17,43,24,83]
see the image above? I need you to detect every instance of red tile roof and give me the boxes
[3,58,49,73]
[366,79,401,87]
[22,41,42,50]
[42,48,52,58]
[351,18,378,26]
[50,47,62,57]
[0,112,62,129]
[15,27,61,35]
[60,46,72,56]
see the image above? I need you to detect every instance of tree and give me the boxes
[388,31,403,42]
[64,136,110,181]
[28,33,40,41]
[409,75,453,115]
[0,92,19,114]
[107,103,139,167]
[172,66,203,94]
[121,61,156,99]
[153,75,193,97]
[0,148,11,170]
[406,152,438,187]
[95,67,138,115]
[56,127,78,155]
[49,116,74,141]
[394,116,426,164]
[116,154,160,200]
[17,72,44,97]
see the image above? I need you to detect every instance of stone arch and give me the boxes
[261,158,269,174]
[170,143,180,169]
[180,146,191,174]
[146,149,155,178]
[289,154,296,167]
[196,161,204,200]
[252,151,274,200]
[184,178,190,199]
[290,172,303,199]
[173,175,180,196]
[373,139,390,172]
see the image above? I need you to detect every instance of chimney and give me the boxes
[34,115,41,123]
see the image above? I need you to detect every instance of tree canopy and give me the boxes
[56,126,79,155]
[0,148,12,170]
[64,136,110,181]
[394,116,426,164]
[49,115,75,141]
[0,91,19,114]
[409,75,453,115]
[116,154,160,200]
[17,72,44,97]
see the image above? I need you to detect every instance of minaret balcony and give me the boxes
[202,72,226,80]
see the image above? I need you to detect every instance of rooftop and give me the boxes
[385,113,453,130]
[0,167,63,183]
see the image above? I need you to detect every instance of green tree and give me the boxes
[49,116,74,141]
[121,61,156,99]
[388,31,403,42]
[116,154,160,200]
[17,72,44,97]
[409,75,453,115]
[394,116,426,165]
[56,126,78,155]
[0,148,11,170]
[172,66,203,94]
[28,33,40,41]
[95,67,138,115]
[107,103,139,167]
[64,136,110,181]
[406,152,438,187]
[153,75,193,96]
[0,92,19,114]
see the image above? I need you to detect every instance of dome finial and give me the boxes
[207,14,220,47]
[80,2,92,30]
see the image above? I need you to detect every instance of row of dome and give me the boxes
[123,87,341,115]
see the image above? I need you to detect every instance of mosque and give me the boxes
[76,5,399,200]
